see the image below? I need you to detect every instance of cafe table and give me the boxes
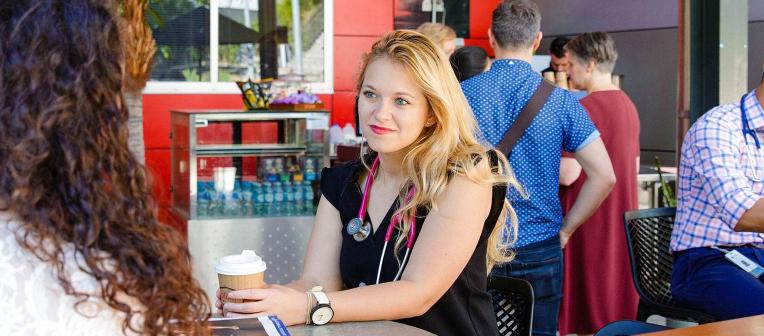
[642,314,764,336]
[210,318,435,336]
[289,321,435,336]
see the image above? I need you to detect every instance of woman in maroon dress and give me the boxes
[557,32,641,335]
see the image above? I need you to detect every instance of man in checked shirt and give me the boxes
[671,73,764,320]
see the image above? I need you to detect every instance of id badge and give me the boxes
[724,250,764,279]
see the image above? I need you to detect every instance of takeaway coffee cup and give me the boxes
[542,71,555,82]
[554,71,569,89]
[216,250,267,304]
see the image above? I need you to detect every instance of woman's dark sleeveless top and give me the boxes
[319,152,506,336]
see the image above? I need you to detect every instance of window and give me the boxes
[146,0,333,94]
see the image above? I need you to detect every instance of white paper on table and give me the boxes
[208,315,291,336]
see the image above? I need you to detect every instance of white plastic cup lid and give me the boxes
[215,250,267,275]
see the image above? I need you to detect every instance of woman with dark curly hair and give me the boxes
[0,1,210,334]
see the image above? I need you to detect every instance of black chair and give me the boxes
[488,275,534,336]
[594,320,670,336]
[624,207,715,324]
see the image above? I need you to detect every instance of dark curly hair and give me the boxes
[0,0,210,334]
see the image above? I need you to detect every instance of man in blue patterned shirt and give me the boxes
[461,1,615,334]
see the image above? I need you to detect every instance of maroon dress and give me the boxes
[558,90,641,335]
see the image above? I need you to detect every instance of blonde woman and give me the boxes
[217,30,519,336]
[417,22,457,56]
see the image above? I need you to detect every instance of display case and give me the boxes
[170,109,330,303]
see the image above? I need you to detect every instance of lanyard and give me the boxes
[742,94,761,149]
[345,156,418,284]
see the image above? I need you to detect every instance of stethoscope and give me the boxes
[742,93,761,149]
[741,93,763,181]
[346,156,418,284]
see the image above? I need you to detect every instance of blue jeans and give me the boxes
[492,236,562,336]
[672,246,764,320]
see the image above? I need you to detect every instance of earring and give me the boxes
[425,120,435,127]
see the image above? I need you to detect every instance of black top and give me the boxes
[319,152,506,336]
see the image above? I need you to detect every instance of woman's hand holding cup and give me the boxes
[219,284,309,326]
[215,250,267,314]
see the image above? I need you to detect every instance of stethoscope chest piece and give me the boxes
[347,217,371,242]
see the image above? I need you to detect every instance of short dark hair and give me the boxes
[450,46,489,82]
[491,0,541,51]
[565,32,619,72]
[548,36,570,58]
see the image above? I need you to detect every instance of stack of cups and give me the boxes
[223,167,236,193]
[213,167,225,193]
[216,250,267,308]
[213,167,237,193]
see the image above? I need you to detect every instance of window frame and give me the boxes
[143,0,334,94]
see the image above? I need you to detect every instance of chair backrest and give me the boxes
[623,207,677,307]
[594,320,670,336]
[488,275,534,336]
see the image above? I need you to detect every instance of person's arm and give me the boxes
[220,162,495,325]
[559,157,581,186]
[215,195,345,319]
[735,199,764,233]
[559,138,616,247]
[689,121,764,234]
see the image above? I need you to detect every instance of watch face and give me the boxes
[311,306,334,325]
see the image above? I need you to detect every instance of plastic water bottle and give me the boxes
[274,182,285,216]
[303,181,315,215]
[197,181,208,195]
[211,190,224,216]
[283,182,291,216]
[253,182,264,216]
[264,182,274,216]
[226,191,239,216]
[342,123,356,143]
[293,181,304,216]
[329,124,343,145]
[240,182,253,216]
[197,191,209,217]
[304,158,317,182]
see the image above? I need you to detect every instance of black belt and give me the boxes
[716,243,758,250]
[674,244,759,258]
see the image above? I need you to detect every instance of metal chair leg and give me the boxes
[637,301,651,322]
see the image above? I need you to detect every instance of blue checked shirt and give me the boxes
[671,90,764,251]
[462,59,599,247]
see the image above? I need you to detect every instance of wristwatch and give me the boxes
[308,286,334,325]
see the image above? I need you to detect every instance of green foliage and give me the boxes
[219,45,240,65]
[218,70,233,82]
[182,68,209,81]
[655,156,677,207]
[147,0,209,29]
[276,0,322,44]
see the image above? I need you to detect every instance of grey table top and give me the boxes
[289,321,435,336]
[209,318,435,336]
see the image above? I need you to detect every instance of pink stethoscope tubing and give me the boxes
[353,156,417,284]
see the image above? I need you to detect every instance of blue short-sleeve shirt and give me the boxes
[462,59,599,247]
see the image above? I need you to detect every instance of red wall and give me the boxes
[143,0,495,229]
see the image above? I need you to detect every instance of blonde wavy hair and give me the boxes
[416,22,456,48]
[356,30,521,272]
